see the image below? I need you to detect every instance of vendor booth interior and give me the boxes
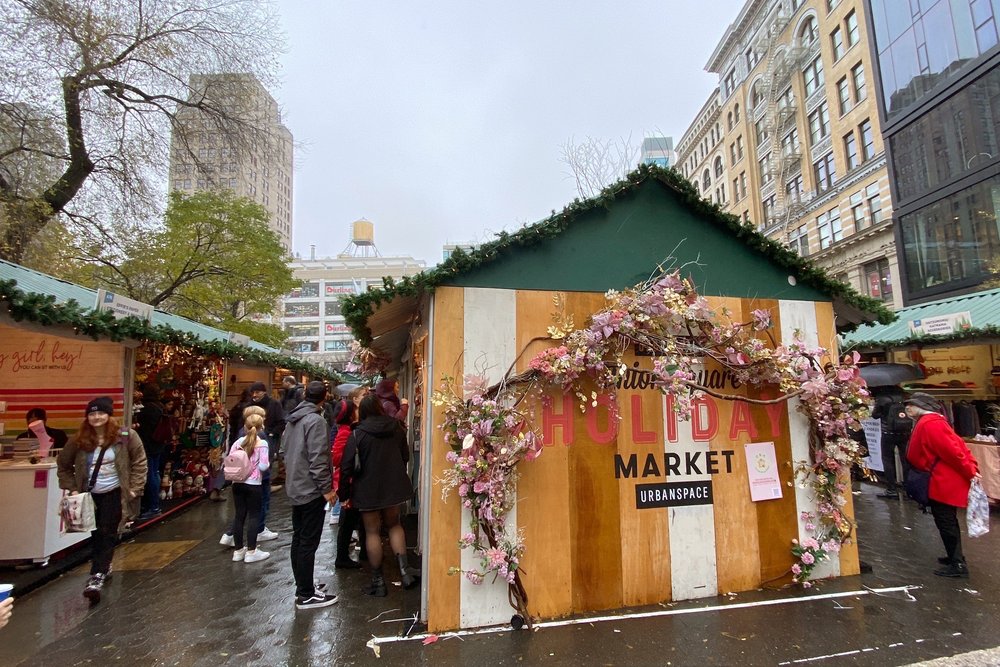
[343,165,892,632]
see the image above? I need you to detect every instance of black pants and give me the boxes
[930,499,964,563]
[232,483,263,550]
[880,433,909,490]
[337,506,367,562]
[290,496,326,598]
[91,489,122,575]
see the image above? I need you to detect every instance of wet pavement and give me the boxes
[2,483,999,666]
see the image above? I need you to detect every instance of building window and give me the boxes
[786,174,805,202]
[724,68,737,97]
[746,48,760,72]
[859,119,875,161]
[790,224,810,256]
[759,154,773,185]
[763,194,776,221]
[850,62,866,102]
[733,103,740,123]
[850,191,865,232]
[814,152,836,192]
[866,183,883,225]
[837,76,851,115]
[808,102,830,144]
[817,207,843,249]
[733,177,740,201]
[736,135,744,160]
[863,258,892,303]
[803,56,825,96]
[755,118,769,144]
[844,132,860,170]
[831,26,845,61]
[739,171,747,198]
[777,86,794,112]
[791,0,803,10]
[845,10,859,47]
[714,155,724,177]
[750,81,765,108]
[827,0,840,12]
[702,168,712,188]
[781,127,800,156]
[730,142,737,164]
[743,210,751,225]
[800,16,818,45]
[973,0,998,52]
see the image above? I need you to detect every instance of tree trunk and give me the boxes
[0,200,54,263]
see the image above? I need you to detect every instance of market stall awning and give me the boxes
[0,259,275,351]
[842,287,1000,351]
[366,293,422,367]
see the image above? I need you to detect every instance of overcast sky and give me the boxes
[275,1,745,264]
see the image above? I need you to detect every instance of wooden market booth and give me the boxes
[842,287,1000,499]
[0,259,329,564]
[345,166,892,632]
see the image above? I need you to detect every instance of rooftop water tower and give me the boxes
[340,218,381,257]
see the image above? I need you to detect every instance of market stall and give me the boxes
[0,259,336,565]
[843,287,1000,498]
[343,165,890,632]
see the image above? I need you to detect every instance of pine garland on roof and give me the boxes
[0,279,338,380]
[342,164,895,345]
[843,325,1000,352]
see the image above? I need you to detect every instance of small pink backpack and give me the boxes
[223,445,254,482]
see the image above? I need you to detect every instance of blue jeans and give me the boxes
[144,452,162,513]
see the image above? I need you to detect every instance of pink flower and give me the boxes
[801,552,815,565]
[750,308,772,330]
[802,581,813,588]
[791,564,802,575]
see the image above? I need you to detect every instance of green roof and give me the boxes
[343,164,893,345]
[842,287,1000,351]
[0,259,337,379]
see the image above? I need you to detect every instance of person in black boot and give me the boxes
[339,394,418,596]
[904,393,978,579]
[871,387,912,499]
[330,399,366,569]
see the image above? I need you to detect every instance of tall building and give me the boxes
[280,220,426,370]
[864,0,1000,305]
[168,74,294,251]
[640,136,677,168]
[676,0,902,309]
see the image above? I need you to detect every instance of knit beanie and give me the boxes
[86,396,114,416]
[904,392,944,415]
[249,382,268,393]
[304,381,327,404]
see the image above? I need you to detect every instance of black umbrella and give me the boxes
[859,363,922,387]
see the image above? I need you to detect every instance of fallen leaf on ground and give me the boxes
[423,635,439,645]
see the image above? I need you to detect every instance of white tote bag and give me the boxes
[60,491,96,533]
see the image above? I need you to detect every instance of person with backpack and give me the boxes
[225,408,271,563]
[57,397,147,603]
[871,387,913,499]
[330,398,366,568]
[135,385,168,519]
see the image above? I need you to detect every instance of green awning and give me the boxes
[842,287,1000,351]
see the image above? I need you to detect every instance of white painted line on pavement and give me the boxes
[368,584,920,650]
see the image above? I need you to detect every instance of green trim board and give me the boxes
[842,286,1000,352]
[0,260,337,380]
[443,180,826,300]
[343,164,894,345]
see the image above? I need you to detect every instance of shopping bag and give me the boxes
[967,478,990,538]
[60,491,96,533]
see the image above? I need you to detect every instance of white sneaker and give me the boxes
[244,549,270,563]
[258,527,279,542]
[232,548,247,562]
[220,533,235,547]
[329,513,339,525]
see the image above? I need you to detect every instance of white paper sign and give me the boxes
[96,289,153,322]
[744,441,782,502]
[861,418,883,472]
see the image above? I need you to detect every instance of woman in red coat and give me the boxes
[904,392,979,578]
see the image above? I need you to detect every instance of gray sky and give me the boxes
[275,1,745,264]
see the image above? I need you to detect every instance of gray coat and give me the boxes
[283,401,332,506]
[57,428,148,532]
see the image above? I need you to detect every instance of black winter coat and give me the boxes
[339,415,411,511]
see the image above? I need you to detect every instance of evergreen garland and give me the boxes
[843,325,1000,352]
[342,164,895,345]
[0,279,338,380]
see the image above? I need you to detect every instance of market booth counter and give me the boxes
[843,287,1000,499]
[344,166,891,632]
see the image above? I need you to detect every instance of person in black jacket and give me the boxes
[135,385,167,518]
[339,394,416,597]
[871,387,913,499]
